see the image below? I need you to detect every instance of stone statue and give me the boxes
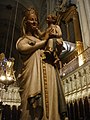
[16,7,68,120]
[37,14,63,65]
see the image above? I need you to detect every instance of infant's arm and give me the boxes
[36,28,45,37]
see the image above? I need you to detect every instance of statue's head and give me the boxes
[46,14,57,25]
[22,8,39,35]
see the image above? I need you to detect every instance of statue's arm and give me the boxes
[16,37,47,55]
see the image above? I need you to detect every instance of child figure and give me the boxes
[37,14,63,64]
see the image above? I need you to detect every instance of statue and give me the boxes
[37,14,63,65]
[16,7,68,120]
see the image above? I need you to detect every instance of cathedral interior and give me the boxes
[0,0,90,120]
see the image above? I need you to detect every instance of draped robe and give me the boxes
[16,36,67,120]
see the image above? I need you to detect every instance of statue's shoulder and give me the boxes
[16,36,26,47]
[17,35,31,43]
[17,36,25,41]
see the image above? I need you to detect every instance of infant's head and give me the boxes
[46,14,57,24]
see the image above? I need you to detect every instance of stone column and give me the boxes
[72,10,83,52]
[66,23,70,41]
[73,11,82,42]
[46,0,50,15]
[46,0,56,14]
[83,0,90,33]
[76,0,90,49]
[46,0,53,14]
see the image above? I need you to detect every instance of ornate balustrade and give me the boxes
[0,86,21,107]
[61,60,90,119]
[60,47,90,77]
[61,47,90,103]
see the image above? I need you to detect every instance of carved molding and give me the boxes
[62,59,90,103]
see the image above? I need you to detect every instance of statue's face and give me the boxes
[46,14,56,25]
[27,13,38,30]
[46,15,52,22]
